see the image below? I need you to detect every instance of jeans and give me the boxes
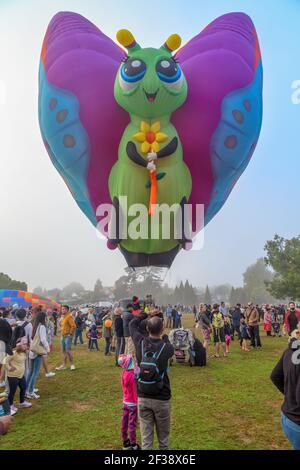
[232,323,241,340]
[105,337,111,355]
[138,398,171,450]
[88,339,99,350]
[281,413,300,450]
[249,325,261,347]
[74,328,84,345]
[27,355,43,394]
[8,376,26,405]
[115,337,125,364]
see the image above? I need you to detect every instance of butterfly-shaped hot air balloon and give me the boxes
[39,11,263,268]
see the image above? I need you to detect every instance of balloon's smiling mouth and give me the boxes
[144,89,159,102]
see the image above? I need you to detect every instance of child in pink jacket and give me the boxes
[118,354,140,450]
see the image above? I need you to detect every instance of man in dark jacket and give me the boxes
[284,302,300,336]
[271,333,300,449]
[74,312,84,346]
[114,308,125,365]
[129,311,174,450]
[231,304,242,340]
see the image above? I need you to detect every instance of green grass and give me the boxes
[0,315,291,450]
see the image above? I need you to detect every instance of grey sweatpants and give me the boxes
[138,397,171,450]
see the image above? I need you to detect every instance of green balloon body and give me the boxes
[108,46,192,256]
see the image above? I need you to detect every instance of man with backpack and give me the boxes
[14,309,32,348]
[129,310,174,450]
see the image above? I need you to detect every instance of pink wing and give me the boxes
[39,11,128,224]
[173,12,262,230]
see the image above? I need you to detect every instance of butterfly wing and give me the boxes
[39,11,128,226]
[173,12,263,232]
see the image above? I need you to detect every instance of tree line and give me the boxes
[1,234,300,305]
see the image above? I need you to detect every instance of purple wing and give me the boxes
[173,12,263,231]
[39,12,128,224]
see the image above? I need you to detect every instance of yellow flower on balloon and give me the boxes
[133,121,168,154]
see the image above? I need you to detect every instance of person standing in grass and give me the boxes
[245,302,262,348]
[129,311,174,450]
[103,316,114,356]
[271,329,300,450]
[118,354,140,450]
[26,310,50,399]
[263,305,272,337]
[88,324,99,351]
[240,318,250,351]
[231,303,242,341]
[211,304,227,358]
[114,308,125,365]
[196,304,211,351]
[74,311,84,346]
[284,302,300,337]
[56,305,76,371]
[4,341,32,415]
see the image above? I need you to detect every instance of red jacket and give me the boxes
[284,309,300,334]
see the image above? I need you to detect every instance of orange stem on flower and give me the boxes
[149,170,157,216]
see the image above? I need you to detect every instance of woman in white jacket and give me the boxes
[26,310,50,399]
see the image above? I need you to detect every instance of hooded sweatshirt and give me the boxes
[270,338,300,425]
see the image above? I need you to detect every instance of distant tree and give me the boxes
[230,287,248,305]
[265,234,300,300]
[204,285,212,305]
[46,288,62,302]
[243,258,276,304]
[211,284,232,303]
[33,286,45,296]
[61,282,85,301]
[0,272,27,291]
[114,275,132,300]
[93,279,105,302]
[229,287,236,305]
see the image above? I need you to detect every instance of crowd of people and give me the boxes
[0,298,299,450]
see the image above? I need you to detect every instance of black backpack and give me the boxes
[137,339,166,395]
[11,321,29,348]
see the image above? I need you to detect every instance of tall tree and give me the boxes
[93,279,104,302]
[61,282,85,301]
[243,258,277,304]
[0,273,27,291]
[265,234,300,300]
[204,285,212,305]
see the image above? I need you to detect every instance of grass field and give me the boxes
[0,314,291,450]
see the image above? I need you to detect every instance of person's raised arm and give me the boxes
[129,313,148,348]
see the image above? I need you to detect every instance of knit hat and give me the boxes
[118,354,134,370]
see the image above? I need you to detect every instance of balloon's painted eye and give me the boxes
[120,58,146,83]
[156,59,182,83]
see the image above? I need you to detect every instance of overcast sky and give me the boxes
[0,0,299,291]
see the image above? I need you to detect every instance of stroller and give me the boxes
[169,328,195,365]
